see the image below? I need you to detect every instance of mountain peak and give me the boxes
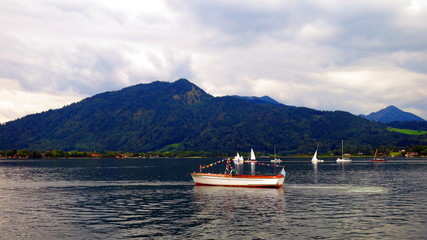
[361,105,425,123]
[170,78,212,104]
[385,105,399,110]
[173,78,192,84]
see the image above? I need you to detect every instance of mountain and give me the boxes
[0,79,424,154]
[234,96,283,105]
[0,79,212,152]
[361,105,425,123]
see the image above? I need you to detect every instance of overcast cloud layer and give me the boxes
[1,0,426,123]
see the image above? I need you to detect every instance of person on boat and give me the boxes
[224,158,238,176]
[224,159,231,174]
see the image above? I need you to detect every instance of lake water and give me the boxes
[0,158,426,239]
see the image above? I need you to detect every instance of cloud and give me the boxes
[0,78,84,123]
[0,0,426,122]
[312,64,427,114]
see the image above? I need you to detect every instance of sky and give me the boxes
[1,0,426,123]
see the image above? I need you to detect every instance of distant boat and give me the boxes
[371,149,387,162]
[336,140,352,163]
[270,158,282,163]
[233,152,244,164]
[271,145,282,163]
[246,148,257,163]
[311,145,324,163]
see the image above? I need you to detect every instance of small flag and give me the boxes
[280,167,286,177]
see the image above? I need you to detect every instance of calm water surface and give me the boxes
[0,158,426,239]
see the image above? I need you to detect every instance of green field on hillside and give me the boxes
[387,127,427,135]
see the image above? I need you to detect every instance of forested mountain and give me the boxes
[0,79,425,155]
[361,105,425,123]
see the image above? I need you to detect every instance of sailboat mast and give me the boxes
[274,145,276,158]
[341,140,344,158]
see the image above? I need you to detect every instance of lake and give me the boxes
[0,157,426,239]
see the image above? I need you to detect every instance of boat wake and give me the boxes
[287,184,388,194]
[0,180,194,189]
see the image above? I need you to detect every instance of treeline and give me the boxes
[404,145,427,156]
[1,145,426,159]
[0,149,231,159]
[388,121,427,131]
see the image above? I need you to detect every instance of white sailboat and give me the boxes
[336,140,352,163]
[271,145,282,163]
[311,145,324,163]
[246,148,257,163]
[233,152,244,164]
[371,149,387,162]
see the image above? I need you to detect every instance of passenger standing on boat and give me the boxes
[224,158,237,176]
[224,159,231,174]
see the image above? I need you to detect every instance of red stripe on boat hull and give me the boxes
[194,182,283,188]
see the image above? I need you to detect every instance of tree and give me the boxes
[32,150,42,159]
[45,149,67,158]
[17,149,31,158]
[5,149,17,157]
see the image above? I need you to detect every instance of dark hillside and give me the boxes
[0,79,425,154]
[361,105,425,123]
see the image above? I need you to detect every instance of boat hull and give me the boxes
[312,159,324,163]
[191,173,285,188]
[270,160,282,163]
[336,158,352,163]
[371,159,387,162]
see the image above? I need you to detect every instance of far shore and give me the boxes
[1,156,426,160]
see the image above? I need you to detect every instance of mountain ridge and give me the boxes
[233,96,284,106]
[361,105,425,123]
[0,79,424,154]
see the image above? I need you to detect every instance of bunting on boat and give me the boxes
[199,158,229,171]
[198,158,285,172]
[256,162,285,168]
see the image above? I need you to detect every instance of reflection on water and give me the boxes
[234,163,244,175]
[250,162,256,175]
[0,158,426,239]
[312,162,318,183]
[188,186,286,239]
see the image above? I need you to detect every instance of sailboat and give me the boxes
[371,149,387,162]
[271,145,282,163]
[311,145,324,163]
[336,140,352,163]
[233,152,244,164]
[246,148,257,163]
